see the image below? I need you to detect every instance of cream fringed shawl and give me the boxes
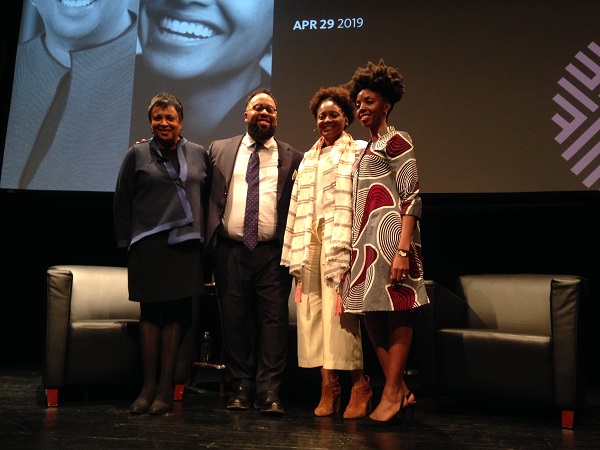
[281,132,359,287]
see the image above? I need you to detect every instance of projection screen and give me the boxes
[1,0,599,193]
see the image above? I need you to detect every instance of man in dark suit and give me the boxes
[206,88,303,415]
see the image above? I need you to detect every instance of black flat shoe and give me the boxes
[149,397,173,415]
[253,390,285,415]
[227,385,252,410]
[129,396,152,415]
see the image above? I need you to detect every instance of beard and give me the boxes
[247,121,276,142]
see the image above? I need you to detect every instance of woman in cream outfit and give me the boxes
[282,86,371,419]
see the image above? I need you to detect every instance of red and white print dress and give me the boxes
[344,126,430,313]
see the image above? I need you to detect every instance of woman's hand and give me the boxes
[390,253,409,283]
[393,214,416,283]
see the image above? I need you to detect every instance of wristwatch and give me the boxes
[396,249,409,257]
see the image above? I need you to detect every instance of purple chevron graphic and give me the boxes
[552,42,600,189]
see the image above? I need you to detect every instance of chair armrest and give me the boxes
[551,276,588,408]
[44,268,74,388]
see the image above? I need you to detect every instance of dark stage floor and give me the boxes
[1,368,599,449]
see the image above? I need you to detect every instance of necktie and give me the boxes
[243,143,261,249]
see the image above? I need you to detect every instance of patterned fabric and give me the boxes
[243,144,261,249]
[343,126,430,313]
[281,132,361,287]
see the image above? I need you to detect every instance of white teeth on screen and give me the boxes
[59,0,96,7]
[161,17,215,39]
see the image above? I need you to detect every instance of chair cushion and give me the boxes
[64,324,141,385]
[437,328,554,404]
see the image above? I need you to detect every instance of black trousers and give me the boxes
[214,237,292,395]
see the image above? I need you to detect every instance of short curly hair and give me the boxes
[308,86,355,126]
[246,87,278,109]
[147,92,184,122]
[345,59,405,116]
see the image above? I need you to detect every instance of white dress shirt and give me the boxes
[222,134,278,241]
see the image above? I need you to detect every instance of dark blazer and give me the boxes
[114,139,211,249]
[206,134,303,254]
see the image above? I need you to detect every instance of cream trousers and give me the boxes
[296,220,363,370]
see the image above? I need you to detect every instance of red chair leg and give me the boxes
[562,410,574,429]
[174,383,185,401]
[46,388,58,407]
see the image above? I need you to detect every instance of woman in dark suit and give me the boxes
[114,92,211,415]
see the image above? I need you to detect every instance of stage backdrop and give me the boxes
[1,0,599,193]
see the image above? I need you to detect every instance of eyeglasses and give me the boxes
[247,103,277,114]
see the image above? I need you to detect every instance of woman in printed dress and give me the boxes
[343,60,430,423]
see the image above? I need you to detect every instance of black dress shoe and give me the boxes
[227,385,252,410]
[253,390,285,415]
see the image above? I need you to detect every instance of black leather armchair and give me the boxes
[418,274,589,428]
[44,265,197,407]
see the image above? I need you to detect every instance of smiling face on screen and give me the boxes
[35,0,130,46]
[139,0,274,80]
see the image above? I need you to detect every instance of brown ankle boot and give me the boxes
[314,377,342,416]
[343,376,373,419]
